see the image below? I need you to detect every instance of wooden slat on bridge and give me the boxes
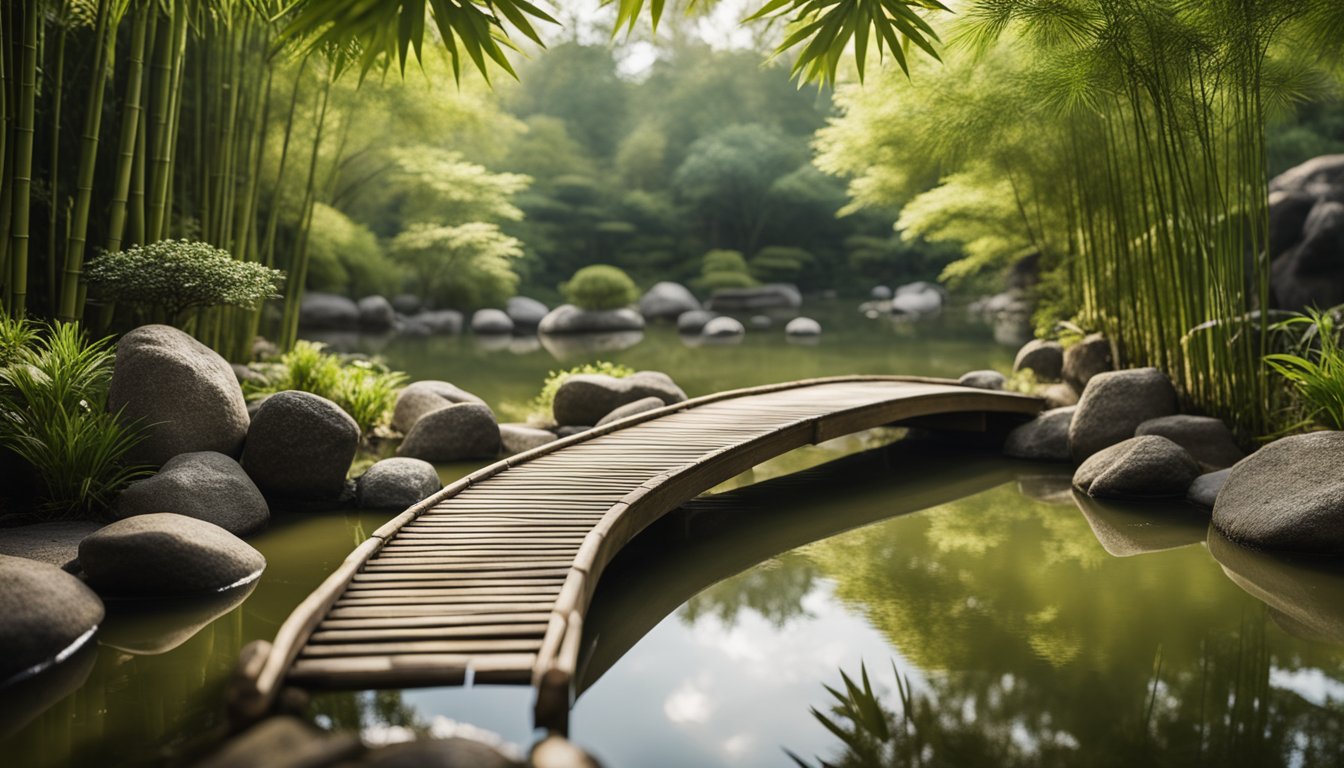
[230,376,1041,731]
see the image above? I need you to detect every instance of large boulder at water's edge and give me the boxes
[1072,435,1201,499]
[958,370,1005,391]
[639,282,701,320]
[0,555,104,684]
[706,284,801,312]
[241,391,359,499]
[1003,406,1075,462]
[1068,367,1178,462]
[538,304,645,335]
[1187,468,1231,508]
[356,458,441,509]
[1212,431,1344,554]
[677,309,717,334]
[1014,339,1064,382]
[391,380,485,434]
[785,317,821,337]
[1062,333,1113,391]
[596,396,667,427]
[356,296,395,331]
[506,296,549,329]
[79,514,265,596]
[109,324,250,466]
[702,316,745,339]
[299,292,359,330]
[471,308,514,335]
[499,423,559,455]
[398,403,500,462]
[1135,415,1244,469]
[117,451,269,536]
[410,309,463,335]
[553,371,687,427]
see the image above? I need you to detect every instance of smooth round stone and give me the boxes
[958,369,1006,391]
[506,296,549,328]
[411,310,463,335]
[1187,468,1232,508]
[392,381,485,434]
[241,391,360,500]
[701,316,745,338]
[870,285,892,301]
[499,423,559,455]
[0,555,104,685]
[397,403,501,462]
[639,282,701,320]
[356,458,442,509]
[1062,333,1113,391]
[1068,367,1178,462]
[79,514,266,596]
[1212,431,1344,554]
[1072,435,1201,499]
[538,304,644,334]
[357,296,395,330]
[676,309,717,334]
[749,314,773,330]
[117,451,269,536]
[299,292,359,330]
[1135,415,1244,469]
[471,308,515,335]
[595,396,666,427]
[552,371,687,427]
[784,317,821,336]
[1014,339,1064,381]
[1003,406,1075,462]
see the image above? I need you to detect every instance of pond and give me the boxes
[4,303,1343,767]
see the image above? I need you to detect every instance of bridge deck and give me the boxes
[231,376,1041,731]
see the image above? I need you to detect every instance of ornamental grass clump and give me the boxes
[561,265,639,310]
[1266,309,1344,432]
[0,321,151,518]
[244,341,407,436]
[86,239,284,324]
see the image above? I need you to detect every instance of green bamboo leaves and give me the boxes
[1266,310,1344,432]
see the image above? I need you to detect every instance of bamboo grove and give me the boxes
[819,0,1344,437]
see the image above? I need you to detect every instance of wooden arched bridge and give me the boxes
[229,376,1041,733]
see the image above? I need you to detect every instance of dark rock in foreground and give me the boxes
[1068,367,1178,462]
[1213,431,1344,554]
[80,514,265,596]
[1003,406,1075,462]
[1073,435,1200,499]
[398,403,500,462]
[0,555,104,685]
[118,451,269,536]
[242,391,359,499]
[1187,468,1231,508]
[109,324,250,466]
[1062,333,1113,391]
[356,458,441,509]
[1014,339,1064,382]
[553,371,687,427]
[392,380,485,434]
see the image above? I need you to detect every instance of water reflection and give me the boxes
[99,582,258,655]
[538,330,644,361]
[1209,529,1344,645]
[1071,491,1209,557]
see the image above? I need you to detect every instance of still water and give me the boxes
[4,305,1343,766]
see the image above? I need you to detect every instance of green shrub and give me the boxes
[244,341,408,435]
[0,314,37,367]
[529,361,634,423]
[1266,309,1344,431]
[694,249,757,293]
[750,246,813,282]
[86,239,284,324]
[0,322,151,517]
[561,265,639,310]
[697,270,759,292]
[701,249,750,274]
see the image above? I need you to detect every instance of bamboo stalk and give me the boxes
[7,0,38,316]
[105,2,150,254]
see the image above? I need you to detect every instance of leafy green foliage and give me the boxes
[528,361,635,424]
[695,249,758,292]
[1266,310,1344,431]
[0,322,150,518]
[244,341,408,435]
[0,314,37,367]
[384,147,530,232]
[561,265,639,310]
[86,239,284,323]
[305,204,404,297]
[388,222,524,308]
[751,246,813,282]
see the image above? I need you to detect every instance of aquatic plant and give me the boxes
[244,341,407,435]
[561,265,639,311]
[1266,309,1344,431]
[0,322,150,517]
[529,361,635,423]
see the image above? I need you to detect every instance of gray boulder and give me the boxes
[538,304,645,334]
[411,309,463,335]
[1014,339,1064,381]
[499,423,559,455]
[677,309,717,334]
[890,282,944,316]
[870,285,892,301]
[0,555,104,684]
[596,396,667,427]
[639,282,701,320]
[117,452,268,536]
[241,391,359,499]
[1062,333,1113,391]
[702,316,745,338]
[392,381,485,434]
[1212,431,1344,554]
[79,514,266,595]
[398,403,500,462]
[1069,367,1178,462]
[357,296,395,330]
[299,292,359,330]
[109,324,250,466]
[706,284,802,312]
[1187,468,1231,508]
[554,425,590,439]
[1003,406,1076,462]
[1072,435,1201,499]
[506,296,549,329]
[471,308,514,335]
[1135,415,1244,469]
[0,521,101,570]
[391,294,422,315]
[1272,200,1344,311]
[356,458,441,509]
[785,317,821,337]
[553,371,687,427]
[959,370,1006,391]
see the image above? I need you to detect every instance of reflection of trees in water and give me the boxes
[309,690,423,734]
[679,553,822,628]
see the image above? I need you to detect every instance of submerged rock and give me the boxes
[117,451,269,536]
[639,282,701,320]
[109,324,250,466]
[595,396,667,427]
[1062,333,1113,391]
[1212,431,1344,554]
[79,514,265,596]
[391,381,486,434]
[553,371,687,427]
[356,458,441,509]
[398,403,500,462]
[1135,415,1244,469]
[1072,435,1200,499]
[241,391,359,500]
[1013,339,1064,382]
[0,555,104,685]
[1068,367,1178,462]
[1003,406,1075,462]
[958,370,1006,391]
